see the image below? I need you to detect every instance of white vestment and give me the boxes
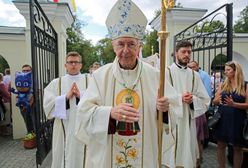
[75,58,181,168]
[162,63,210,168]
[43,74,88,168]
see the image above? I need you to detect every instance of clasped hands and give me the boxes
[66,82,80,100]
[215,93,234,106]
[110,96,169,122]
[223,95,234,106]
[182,91,193,104]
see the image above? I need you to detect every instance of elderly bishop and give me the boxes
[75,0,181,168]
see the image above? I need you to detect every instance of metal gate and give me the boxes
[174,3,233,92]
[29,0,58,166]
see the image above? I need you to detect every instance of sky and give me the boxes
[0,0,247,45]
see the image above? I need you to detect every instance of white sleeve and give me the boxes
[191,75,211,118]
[52,94,67,119]
[43,78,67,119]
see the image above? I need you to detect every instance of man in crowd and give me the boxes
[3,68,11,90]
[91,61,101,73]
[43,52,88,168]
[21,65,35,137]
[188,60,212,167]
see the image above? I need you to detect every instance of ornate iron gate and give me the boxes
[174,3,233,92]
[29,0,58,166]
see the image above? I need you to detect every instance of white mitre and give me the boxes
[105,0,148,40]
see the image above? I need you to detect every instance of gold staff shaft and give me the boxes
[158,0,173,167]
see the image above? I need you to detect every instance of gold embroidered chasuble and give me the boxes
[75,58,181,168]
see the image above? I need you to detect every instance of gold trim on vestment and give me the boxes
[111,78,116,168]
[174,125,178,166]
[140,79,144,168]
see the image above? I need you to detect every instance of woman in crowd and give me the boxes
[213,61,248,168]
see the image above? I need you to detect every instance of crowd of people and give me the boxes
[1,0,247,168]
[0,69,11,136]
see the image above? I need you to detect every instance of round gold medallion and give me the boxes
[116,89,140,109]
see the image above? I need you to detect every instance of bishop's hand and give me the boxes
[110,103,139,123]
[156,96,169,112]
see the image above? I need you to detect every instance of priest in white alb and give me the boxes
[43,52,89,168]
[162,41,210,168]
[75,0,181,168]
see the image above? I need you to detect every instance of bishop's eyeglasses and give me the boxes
[114,41,139,50]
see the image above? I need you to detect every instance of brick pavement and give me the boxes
[0,135,36,168]
[0,135,232,168]
[201,143,232,168]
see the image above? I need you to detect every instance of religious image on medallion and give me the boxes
[116,89,140,136]
[123,94,133,104]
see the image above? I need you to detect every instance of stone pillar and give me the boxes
[12,0,73,139]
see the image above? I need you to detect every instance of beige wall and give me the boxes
[233,38,248,80]
[0,33,29,139]
[0,1,74,139]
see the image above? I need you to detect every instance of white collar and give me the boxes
[65,73,82,80]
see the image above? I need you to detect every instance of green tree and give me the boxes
[95,38,115,64]
[142,30,159,57]
[211,53,227,71]
[66,16,85,45]
[0,55,9,73]
[66,16,98,73]
[234,6,248,33]
[195,20,225,33]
